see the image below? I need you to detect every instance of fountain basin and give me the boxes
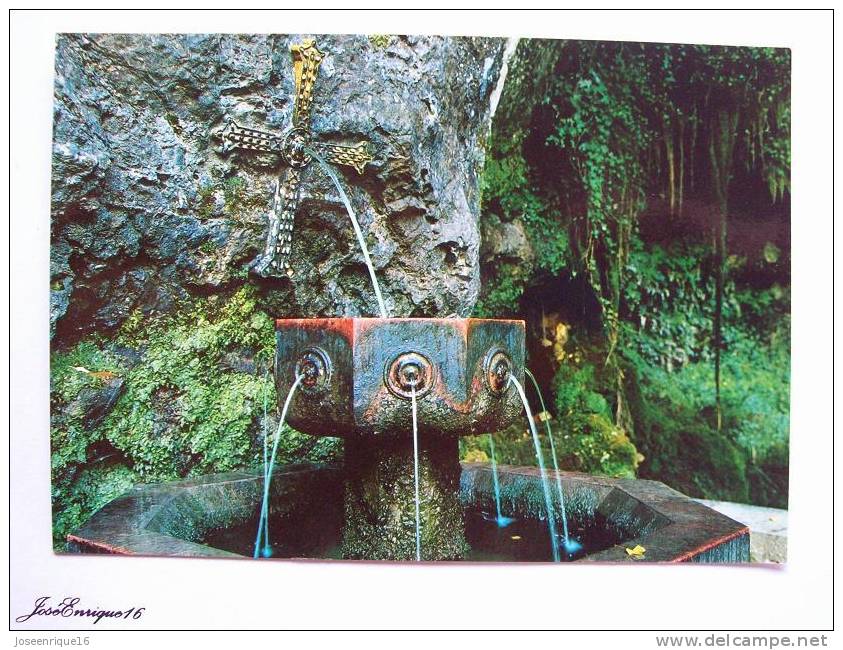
[67,463,749,562]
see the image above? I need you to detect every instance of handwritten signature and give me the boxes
[16,597,145,625]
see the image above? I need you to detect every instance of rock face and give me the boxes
[62,377,125,431]
[480,211,534,269]
[51,34,508,341]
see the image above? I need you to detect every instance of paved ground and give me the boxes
[695,499,788,564]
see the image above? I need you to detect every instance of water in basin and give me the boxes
[200,506,620,562]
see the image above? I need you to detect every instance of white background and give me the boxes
[6,5,837,643]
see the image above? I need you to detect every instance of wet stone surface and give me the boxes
[341,435,469,561]
[60,377,125,430]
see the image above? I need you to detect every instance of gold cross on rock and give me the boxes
[214,39,374,278]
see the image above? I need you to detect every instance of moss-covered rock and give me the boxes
[460,412,639,481]
[50,285,342,549]
[52,464,138,546]
[461,352,640,480]
[553,414,639,479]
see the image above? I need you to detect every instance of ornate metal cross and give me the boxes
[214,38,374,278]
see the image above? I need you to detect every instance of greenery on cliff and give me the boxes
[50,287,341,547]
[465,40,790,507]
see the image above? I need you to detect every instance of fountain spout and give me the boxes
[274,317,525,560]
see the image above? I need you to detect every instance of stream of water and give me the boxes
[309,149,431,562]
[509,375,561,562]
[488,433,503,523]
[487,433,515,528]
[411,386,422,561]
[308,149,388,319]
[264,153,565,562]
[254,373,304,558]
[524,369,580,554]
[260,374,271,555]
[253,153,429,560]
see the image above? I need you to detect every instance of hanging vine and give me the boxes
[473,39,790,505]
[478,40,789,431]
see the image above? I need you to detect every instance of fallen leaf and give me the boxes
[536,411,552,423]
[625,544,646,558]
[510,535,522,541]
[73,366,118,382]
[89,371,118,381]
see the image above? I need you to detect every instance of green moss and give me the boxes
[107,286,276,479]
[222,176,246,213]
[553,362,611,420]
[460,413,639,481]
[461,352,640,480]
[196,182,217,220]
[50,341,129,533]
[230,176,268,213]
[368,34,393,49]
[208,175,271,226]
[50,286,332,547]
[164,112,183,137]
[198,240,217,255]
[273,427,342,466]
[51,340,122,403]
[554,413,638,479]
[196,175,265,223]
[53,464,137,551]
[230,266,250,280]
[474,262,529,318]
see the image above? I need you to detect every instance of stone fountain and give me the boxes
[62,35,750,563]
[275,317,524,559]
